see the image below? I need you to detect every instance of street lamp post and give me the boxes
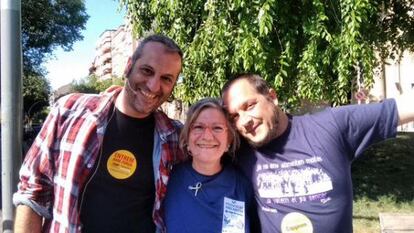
[1,0,22,232]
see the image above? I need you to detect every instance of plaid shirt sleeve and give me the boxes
[13,96,69,218]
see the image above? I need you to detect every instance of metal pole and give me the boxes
[1,0,23,232]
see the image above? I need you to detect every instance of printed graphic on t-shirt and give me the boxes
[256,156,332,204]
[281,212,313,233]
[222,197,245,233]
[107,150,137,179]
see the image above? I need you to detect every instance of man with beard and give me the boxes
[14,34,185,233]
[221,73,414,233]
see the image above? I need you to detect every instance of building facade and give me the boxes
[89,23,135,80]
[369,51,414,131]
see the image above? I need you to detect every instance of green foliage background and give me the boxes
[120,0,414,109]
[21,0,88,120]
[23,75,51,122]
[22,0,89,75]
[72,75,124,94]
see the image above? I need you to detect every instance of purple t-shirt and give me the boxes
[237,99,398,233]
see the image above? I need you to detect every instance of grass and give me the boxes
[352,132,414,233]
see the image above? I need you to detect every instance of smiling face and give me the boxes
[122,41,182,118]
[188,107,230,174]
[223,78,282,147]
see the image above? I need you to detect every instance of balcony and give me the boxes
[98,52,112,66]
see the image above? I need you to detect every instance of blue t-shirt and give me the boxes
[237,99,398,233]
[164,161,260,233]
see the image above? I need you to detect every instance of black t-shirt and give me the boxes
[80,106,156,233]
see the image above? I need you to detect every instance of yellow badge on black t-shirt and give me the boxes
[107,150,137,179]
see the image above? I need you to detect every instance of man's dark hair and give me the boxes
[126,34,183,78]
[221,73,270,97]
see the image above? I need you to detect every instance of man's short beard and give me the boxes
[246,107,280,148]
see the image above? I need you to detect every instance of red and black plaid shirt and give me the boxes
[14,87,184,233]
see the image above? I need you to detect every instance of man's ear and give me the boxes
[268,88,279,105]
[124,57,133,78]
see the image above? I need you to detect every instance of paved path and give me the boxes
[380,213,414,233]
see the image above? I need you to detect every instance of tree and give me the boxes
[120,0,414,109]
[22,0,89,75]
[21,0,88,123]
[23,74,51,123]
[72,75,124,94]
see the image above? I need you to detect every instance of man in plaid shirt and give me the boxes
[13,34,185,233]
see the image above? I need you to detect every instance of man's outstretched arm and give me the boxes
[395,91,414,125]
[14,205,42,233]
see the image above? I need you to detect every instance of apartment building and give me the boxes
[89,23,135,80]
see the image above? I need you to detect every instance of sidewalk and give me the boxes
[380,213,414,233]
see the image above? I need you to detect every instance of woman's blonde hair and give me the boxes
[179,98,240,161]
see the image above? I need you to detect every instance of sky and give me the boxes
[45,0,126,90]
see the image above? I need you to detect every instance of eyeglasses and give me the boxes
[190,123,227,135]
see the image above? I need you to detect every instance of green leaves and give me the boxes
[22,0,88,75]
[258,2,273,36]
[121,0,414,109]
[21,0,89,123]
[23,75,51,120]
[71,75,124,94]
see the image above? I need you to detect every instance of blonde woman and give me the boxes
[164,98,260,233]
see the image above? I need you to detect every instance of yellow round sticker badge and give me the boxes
[107,150,137,179]
[281,212,313,233]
